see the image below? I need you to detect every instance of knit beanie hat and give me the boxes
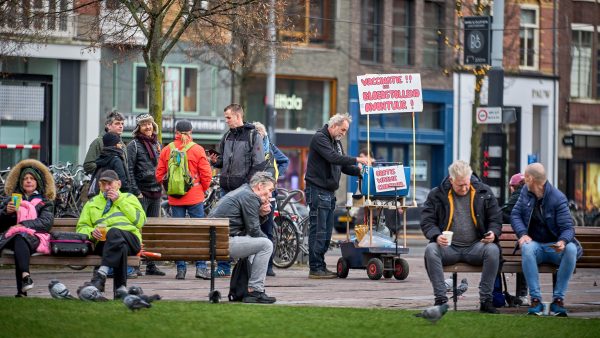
[176,120,193,133]
[103,132,121,147]
[133,113,159,135]
[509,173,524,186]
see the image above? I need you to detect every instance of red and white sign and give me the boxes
[357,73,423,115]
[475,107,502,124]
[373,165,407,193]
[0,144,41,149]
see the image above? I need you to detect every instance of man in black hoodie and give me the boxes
[304,113,369,279]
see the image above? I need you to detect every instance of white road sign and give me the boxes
[475,107,502,124]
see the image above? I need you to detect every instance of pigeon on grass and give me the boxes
[48,280,75,299]
[414,303,449,324]
[123,294,151,311]
[77,283,109,302]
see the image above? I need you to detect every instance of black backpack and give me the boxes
[228,258,250,302]
[87,167,107,198]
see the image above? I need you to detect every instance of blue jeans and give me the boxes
[171,203,207,270]
[305,184,336,272]
[521,241,577,301]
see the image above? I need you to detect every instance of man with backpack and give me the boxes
[156,120,212,280]
[127,113,165,276]
[209,172,277,303]
[208,104,266,277]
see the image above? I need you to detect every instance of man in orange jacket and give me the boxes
[156,120,212,280]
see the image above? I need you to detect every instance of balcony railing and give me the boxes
[0,0,76,39]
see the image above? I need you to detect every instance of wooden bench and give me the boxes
[443,225,600,310]
[1,217,230,302]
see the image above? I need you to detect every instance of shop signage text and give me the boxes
[357,73,424,114]
[124,115,226,133]
[275,94,303,110]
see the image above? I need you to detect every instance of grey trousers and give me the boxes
[229,236,273,293]
[424,241,500,303]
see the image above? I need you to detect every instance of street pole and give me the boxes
[266,0,277,144]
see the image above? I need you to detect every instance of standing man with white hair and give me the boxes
[304,113,369,279]
[420,160,502,313]
[511,163,583,316]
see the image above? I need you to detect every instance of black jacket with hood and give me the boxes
[420,175,503,243]
[0,159,56,252]
[95,146,131,193]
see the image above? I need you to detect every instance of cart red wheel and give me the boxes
[383,270,393,279]
[393,258,410,280]
[366,258,384,280]
[337,257,349,278]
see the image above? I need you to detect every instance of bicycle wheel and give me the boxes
[273,216,300,269]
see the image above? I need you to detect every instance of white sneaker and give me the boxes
[518,296,529,306]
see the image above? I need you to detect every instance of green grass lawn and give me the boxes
[1,297,599,338]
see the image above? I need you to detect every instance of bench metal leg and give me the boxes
[552,272,557,291]
[209,226,216,293]
[453,272,458,311]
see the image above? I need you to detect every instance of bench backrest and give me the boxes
[500,225,600,268]
[52,217,230,261]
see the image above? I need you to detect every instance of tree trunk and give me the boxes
[147,57,163,142]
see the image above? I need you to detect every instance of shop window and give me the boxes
[280,0,335,45]
[392,0,413,66]
[422,0,443,68]
[134,64,199,114]
[419,102,442,129]
[519,7,539,69]
[360,0,383,63]
[384,113,411,129]
[571,28,592,98]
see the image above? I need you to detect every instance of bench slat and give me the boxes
[0,255,140,266]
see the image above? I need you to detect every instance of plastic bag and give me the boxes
[354,224,368,242]
[358,230,396,248]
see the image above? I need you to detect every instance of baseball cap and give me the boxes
[509,173,524,186]
[99,170,120,182]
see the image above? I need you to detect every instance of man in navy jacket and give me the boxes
[511,163,583,317]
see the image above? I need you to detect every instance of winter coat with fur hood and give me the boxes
[0,159,55,252]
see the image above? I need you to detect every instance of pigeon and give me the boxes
[77,284,109,302]
[123,294,151,311]
[444,278,453,293]
[48,280,75,299]
[414,303,449,324]
[128,285,144,296]
[138,293,162,303]
[456,278,468,297]
[114,286,129,300]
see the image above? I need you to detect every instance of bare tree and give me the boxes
[183,0,292,108]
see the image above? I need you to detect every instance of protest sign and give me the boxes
[357,73,423,114]
[373,165,407,193]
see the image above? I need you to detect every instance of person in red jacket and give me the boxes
[156,120,212,280]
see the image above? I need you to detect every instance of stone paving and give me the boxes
[2,233,600,318]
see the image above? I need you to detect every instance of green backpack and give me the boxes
[163,142,195,198]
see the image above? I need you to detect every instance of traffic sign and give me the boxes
[476,107,502,124]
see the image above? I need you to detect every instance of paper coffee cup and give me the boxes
[442,231,453,245]
[97,224,107,241]
[346,192,353,207]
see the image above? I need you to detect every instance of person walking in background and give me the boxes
[83,110,127,175]
[420,160,502,314]
[502,172,528,305]
[0,159,55,297]
[156,120,212,280]
[127,113,165,276]
[207,104,266,277]
[304,113,368,279]
[253,121,289,277]
[511,163,583,317]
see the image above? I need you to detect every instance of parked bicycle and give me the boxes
[49,162,90,218]
[272,188,309,269]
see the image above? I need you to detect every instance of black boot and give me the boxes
[146,262,166,276]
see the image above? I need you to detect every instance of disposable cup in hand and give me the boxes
[97,224,107,241]
[442,231,453,246]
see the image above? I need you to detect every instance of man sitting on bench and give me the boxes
[420,160,502,314]
[511,162,583,317]
[208,172,276,304]
[76,169,145,298]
